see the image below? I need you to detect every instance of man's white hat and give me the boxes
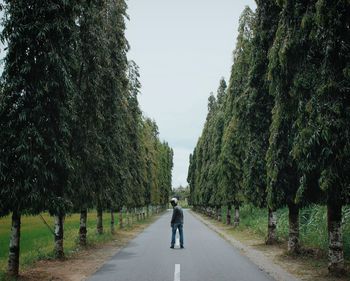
[170,197,178,204]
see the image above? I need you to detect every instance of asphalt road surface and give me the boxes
[88,209,273,281]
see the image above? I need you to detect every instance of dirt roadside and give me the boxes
[16,216,161,281]
[191,210,349,281]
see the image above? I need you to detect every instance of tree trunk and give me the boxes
[209,207,213,218]
[217,206,222,222]
[130,209,133,224]
[79,209,87,247]
[110,209,115,234]
[146,205,149,218]
[142,207,146,220]
[97,208,103,234]
[54,214,65,259]
[266,208,277,245]
[119,209,123,229]
[288,203,300,254]
[127,210,130,226]
[226,204,232,225]
[234,206,240,227]
[7,211,21,277]
[327,201,345,275]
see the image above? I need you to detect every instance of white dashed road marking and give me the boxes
[174,264,180,281]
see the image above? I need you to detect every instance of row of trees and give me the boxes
[188,0,349,275]
[0,0,173,277]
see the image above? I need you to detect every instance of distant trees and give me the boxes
[0,0,173,277]
[172,185,190,203]
[188,1,350,275]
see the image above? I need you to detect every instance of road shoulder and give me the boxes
[191,210,347,281]
[16,215,162,281]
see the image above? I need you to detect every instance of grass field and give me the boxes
[0,210,143,277]
[221,204,350,259]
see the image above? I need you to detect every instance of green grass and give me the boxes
[220,204,350,259]
[0,210,146,276]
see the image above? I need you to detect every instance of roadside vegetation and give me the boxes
[0,209,160,280]
[219,205,350,260]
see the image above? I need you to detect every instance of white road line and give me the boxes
[174,264,180,281]
[175,229,180,247]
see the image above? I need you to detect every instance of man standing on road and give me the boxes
[170,198,184,249]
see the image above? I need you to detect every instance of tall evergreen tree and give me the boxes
[0,0,79,275]
[209,79,227,215]
[266,0,319,252]
[70,0,107,246]
[244,0,280,244]
[292,0,350,273]
[93,0,130,234]
[219,6,255,226]
[124,60,147,213]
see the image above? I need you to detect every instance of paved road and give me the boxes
[88,210,273,281]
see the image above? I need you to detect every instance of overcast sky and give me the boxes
[126,0,256,188]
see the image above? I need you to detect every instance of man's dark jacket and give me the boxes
[171,205,184,225]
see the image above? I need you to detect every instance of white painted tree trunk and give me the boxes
[127,210,130,226]
[288,204,300,254]
[217,206,222,222]
[234,206,240,227]
[54,214,64,259]
[7,211,21,276]
[328,202,345,275]
[79,209,87,246]
[137,208,140,221]
[266,208,277,245]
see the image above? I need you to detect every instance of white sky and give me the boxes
[126,0,256,187]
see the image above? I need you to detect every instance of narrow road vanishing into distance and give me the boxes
[88,210,273,281]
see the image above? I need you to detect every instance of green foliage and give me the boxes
[225,204,350,259]
[0,0,79,216]
[266,0,316,209]
[70,0,108,211]
[141,119,173,207]
[243,0,280,208]
[292,0,350,206]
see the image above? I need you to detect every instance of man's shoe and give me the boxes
[180,245,184,249]
[170,246,174,249]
